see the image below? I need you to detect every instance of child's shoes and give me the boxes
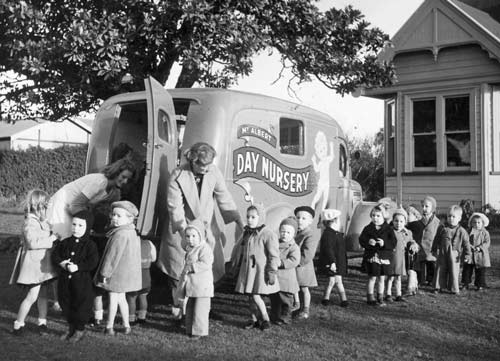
[69,330,85,343]
[104,327,115,336]
[243,320,260,329]
[340,300,348,307]
[321,299,330,306]
[124,326,132,335]
[384,295,394,303]
[12,326,25,336]
[394,295,406,302]
[260,320,271,330]
[38,324,49,336]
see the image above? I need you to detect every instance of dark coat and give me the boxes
[318,228,347,277]
[52,235,99,326]
[359,222,397,261]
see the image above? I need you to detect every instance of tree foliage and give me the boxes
[0,0,394,121]
[346,128,384,201]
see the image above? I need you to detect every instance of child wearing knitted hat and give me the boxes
[270,217,301,325]
[94,200,142,335]
[176,219,213,338]
[231,204,280,331]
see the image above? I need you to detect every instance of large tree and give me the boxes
[0,0,394,121]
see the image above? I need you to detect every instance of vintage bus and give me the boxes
[87,77,368,260]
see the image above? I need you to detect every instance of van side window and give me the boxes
[157,110,172,143]
[339,143,347,177]
[280,118,304,155]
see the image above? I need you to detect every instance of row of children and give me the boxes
[10,189,156,342]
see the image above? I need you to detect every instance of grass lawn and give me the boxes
[0,209,499,361]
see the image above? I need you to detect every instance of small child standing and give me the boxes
[404,205,422,296]
[385,208,417,302]
[95,201,142,335]
[126,238,157,325]
[232,204,280,330]
[52,210,99,342]
[10,189,58,335]
[270,217,300,325]
[432,205,471,294]
[359,205,396,306]
[176,220,214,338]
[294,206,318,319]
[318,209,348,307]
[461,212,491,291]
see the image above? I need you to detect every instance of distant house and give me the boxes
[361,0,500,211]
[0,118,92,150]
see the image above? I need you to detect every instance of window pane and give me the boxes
[339,144,347,177]
[388,137,395,172]
[387,102,395,136]
[158,110,170,143]
[445,96,469,131]
[414,135,436,167]
[413,99,435,133]
[447,133,471,166]
[280,118,304,155]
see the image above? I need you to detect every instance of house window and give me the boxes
[409,91,473,171]
[280,118,304,155]
[386,100,396,173]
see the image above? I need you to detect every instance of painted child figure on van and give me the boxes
[431,205,471,294]
[294,206,319,319]
[126,238,157,325]
[176,220,214,338]
[270,217,300,325]
[95,201,142,335]
[359,205,397,306]
[52,210,99,342]
[385,208,418,303]
[232,204,280,330]
[318,209,348,307]
[404,205,421,296]
[407,196,440,287]
[461,213,491,291]
[10,189,58,335]
[311,131,334,213]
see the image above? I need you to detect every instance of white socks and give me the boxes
[94,310,103,320]
[137,310,147,320]
[13,320,25,330]
[37,318,47,326]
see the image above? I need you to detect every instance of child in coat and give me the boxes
[232,204,280,331]
[126,238,157,325]
[359,205,397,306]
[176,219,214,338]
[461,212,491,290]
[404,205,421,296]
[385,208,418,302]
[318,209,348,307]
[10,189,59,335]
[94,201,142,335]
[52,210,99,342]
[432,205,471,294]
[294,206,318,319]
[270,217,300,325]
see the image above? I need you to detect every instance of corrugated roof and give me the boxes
[0,120,40,138]
[450,0,500,42]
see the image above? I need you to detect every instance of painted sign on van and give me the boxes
[233,146,315,196]
[237,124,277,148]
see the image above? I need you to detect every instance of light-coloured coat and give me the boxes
[391,228,415,276]
[295,227,319,287]
[417,215,441,262]
[157,163,241,282]
[10,214,57,285]
[277,239,300,294]
[470,228,491,268]
[234,227,280,294]
[177,241,214,299]
[95,223,141,293]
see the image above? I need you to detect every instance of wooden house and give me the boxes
[361,0,500,212]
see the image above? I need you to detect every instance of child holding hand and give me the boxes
[95,201,141,335]
[318,209,348,307]
[359,205,396,306]
[461,213,491,290]
[176,220,213,338]
[10,189,59,335]
[52,210,99,342]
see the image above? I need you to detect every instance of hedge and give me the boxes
[0,145,87,201]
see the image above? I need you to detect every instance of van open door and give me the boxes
[138,77,178,238]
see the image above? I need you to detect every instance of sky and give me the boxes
[230,0,426,138]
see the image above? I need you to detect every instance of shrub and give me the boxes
[0,145,87,202]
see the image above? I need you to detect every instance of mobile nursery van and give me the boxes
[87,77,366,257]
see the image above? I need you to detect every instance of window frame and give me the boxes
[385,99,396,175]
[405,88,476,173]
[279,117,305,156]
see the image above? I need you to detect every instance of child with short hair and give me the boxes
[10,189,59,335]
[461,212,491,290]
[404,205,421,296]
[95,201,142,335]
[318,209,348,307]
[294,206,319,319]
[126,238,157,325]
[52,210,99,342]
[386,208,418,302]
[270,217,300,325]
[232,204,280,330]
[432,205,471,294]
[359,205,396,306]
[175,220,213,338]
